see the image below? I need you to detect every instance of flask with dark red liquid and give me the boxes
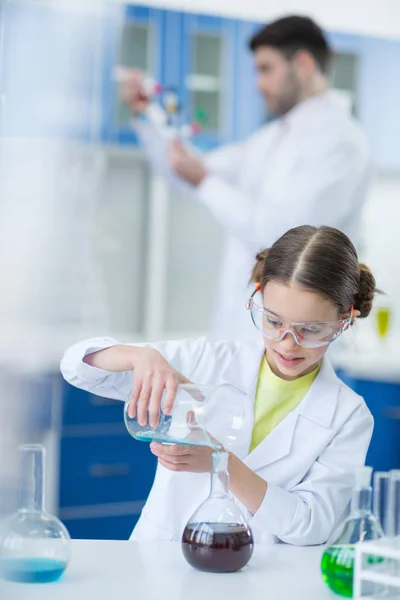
[181,451,254,573]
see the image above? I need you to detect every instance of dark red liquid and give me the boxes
[181,522,254,573]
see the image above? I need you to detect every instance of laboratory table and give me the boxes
[1,540,336,600]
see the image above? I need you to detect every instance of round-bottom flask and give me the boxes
[181,451,254,573]
[0,444,71,583]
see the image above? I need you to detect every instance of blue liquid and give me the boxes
[134,430,220,448]
[126,412,222,449]
[0,558,67,583]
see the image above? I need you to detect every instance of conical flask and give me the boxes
[181,451,254,573]
[0,444,71,583]
[321,466,385,597]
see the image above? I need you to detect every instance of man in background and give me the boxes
[121,15,370,341]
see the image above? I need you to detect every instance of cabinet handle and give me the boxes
[382,407,400,420]
[89,463,131,478]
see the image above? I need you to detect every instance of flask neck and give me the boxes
[210,451,230,498]
[351,487,372,516]
[19,444,45,512]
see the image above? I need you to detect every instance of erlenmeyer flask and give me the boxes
[0,444,71,583]
[124,383,245,450]
[321,466,385,597]
[181,451,254,573]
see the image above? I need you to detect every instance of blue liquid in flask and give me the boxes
[0,445,71,584]
[0,557,67,583]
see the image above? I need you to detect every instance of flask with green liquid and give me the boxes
[321,466,385,597]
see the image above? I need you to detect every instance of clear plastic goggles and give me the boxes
[246,289,352,348]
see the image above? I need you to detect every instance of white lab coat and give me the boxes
[61,335,373,546]
[134,91,371,341]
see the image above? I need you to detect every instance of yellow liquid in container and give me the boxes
[376,308,391,338]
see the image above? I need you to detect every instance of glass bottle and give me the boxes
[0,444,71,583]
[124,383,245,451]
[321,466,385,597]
[181,451,254,573]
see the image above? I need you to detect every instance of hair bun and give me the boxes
[354,263,376,318]
[250,249,270,284]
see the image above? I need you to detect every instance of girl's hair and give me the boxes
[250,225,376,318]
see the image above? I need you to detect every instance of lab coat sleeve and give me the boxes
[248,403,374,546]
[133,105,244,196]
[60,336,210,402]
[196,139,368,251]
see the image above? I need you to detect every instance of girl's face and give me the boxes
[262,281,343,381]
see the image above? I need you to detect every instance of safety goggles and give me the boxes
[246,288,353,348]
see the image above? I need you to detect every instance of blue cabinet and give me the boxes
[101,5,163,145]
[357,37,400,171]
[99,5,400,167]
[4,2,400,166]
[180,14,236,150]
[337,372,400,472]
[102,7,237,149]
[234,21,265,139]
[59,379,157,540]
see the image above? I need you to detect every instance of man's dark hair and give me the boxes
[249,16,332,74]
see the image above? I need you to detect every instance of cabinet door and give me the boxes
[357,37,400,171]
[234,20,266,139]
[62,513,138,540]
[59,433,157,508]
[325,32,362,117]
[181,14,236,149]
[330,51,359,115]
[336,372,400,472]
[329,32,400,171]
[103,6,163,144]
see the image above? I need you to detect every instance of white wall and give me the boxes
[363,173,400,306]
[109,0,400,39]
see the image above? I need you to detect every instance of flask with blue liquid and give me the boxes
[0,444,71,583]
[124,383,245,451]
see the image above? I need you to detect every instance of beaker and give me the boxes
[321,466,385,597]
[124,383,245,450]
[181,451,254,573]
[0,444,71,583]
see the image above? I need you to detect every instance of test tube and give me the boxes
[387,470,400,538]
[373,471,391,535]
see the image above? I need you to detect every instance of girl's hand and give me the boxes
[150,442,215,473]
[128,347,191,426]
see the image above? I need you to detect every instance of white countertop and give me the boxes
[1,540,334,600]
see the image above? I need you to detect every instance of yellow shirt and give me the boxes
[249,357,319,453]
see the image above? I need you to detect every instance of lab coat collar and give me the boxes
[281,90,336,130]
[220,341,340,469]
[298,357,339,427]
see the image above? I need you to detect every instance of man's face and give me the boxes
[254,46,302,116]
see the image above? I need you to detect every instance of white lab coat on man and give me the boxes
[134,91,370,341]
[61,335,373,546]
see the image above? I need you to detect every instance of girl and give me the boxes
[61,225,375,545]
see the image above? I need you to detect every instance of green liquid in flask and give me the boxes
[321,545,384,597]
[321,546,354,597]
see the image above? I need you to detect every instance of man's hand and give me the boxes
[169,140,207,186]
[118,68,149,115]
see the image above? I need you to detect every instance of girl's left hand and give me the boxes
[150,442,214,473]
